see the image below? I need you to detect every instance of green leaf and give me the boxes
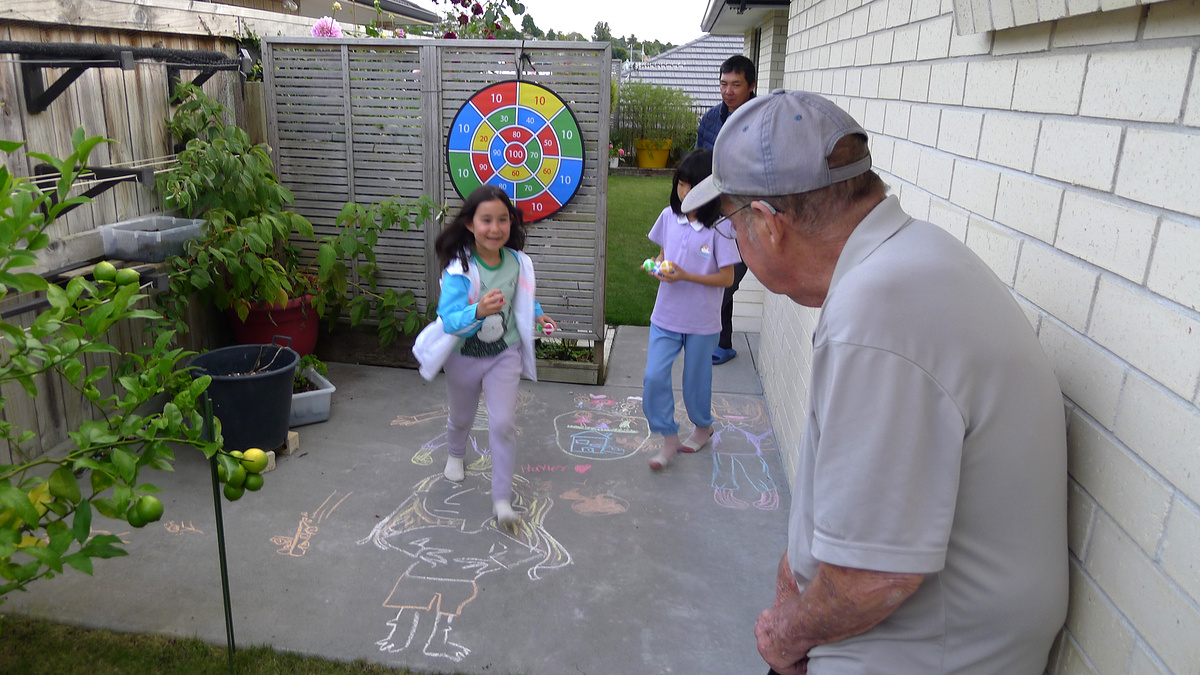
[72,500,92,543]
[81,533,127,559]
[61,551,94,575]
[48,466,81,504]
[0,486,39,527]
[111,448,137,482]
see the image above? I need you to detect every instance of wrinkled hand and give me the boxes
[476,289,505,318]
[756,607,809,675]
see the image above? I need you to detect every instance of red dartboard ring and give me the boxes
[446,80,585,223]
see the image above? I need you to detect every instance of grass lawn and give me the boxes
[605,173,674,326]
[0,614,455,675]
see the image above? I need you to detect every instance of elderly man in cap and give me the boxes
[682,90,1067,674]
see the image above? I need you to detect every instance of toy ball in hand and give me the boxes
[641,259,676,275]
[540,323,555,336]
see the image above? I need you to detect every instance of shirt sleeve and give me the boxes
[808,341,966,574]
[647,207,671,248]
[437,272,481,337]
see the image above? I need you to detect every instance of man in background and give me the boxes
[695,54,755,365]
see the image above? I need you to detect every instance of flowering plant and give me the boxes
[608,143,626,158]
[312,16,343,38]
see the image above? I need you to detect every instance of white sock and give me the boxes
[444,456,465,482]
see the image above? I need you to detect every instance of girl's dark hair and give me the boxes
[670,149,721,227]
[435,185,527,270]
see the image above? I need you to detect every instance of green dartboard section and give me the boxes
[446,81,585,223]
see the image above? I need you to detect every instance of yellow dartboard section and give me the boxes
[446,81,584,223]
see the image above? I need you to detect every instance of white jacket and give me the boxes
[412,248,539,382]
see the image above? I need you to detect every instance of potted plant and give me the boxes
[291,354,336,427]
[612,81,697,168]
[608,143,626,169]
[157,84,441,354]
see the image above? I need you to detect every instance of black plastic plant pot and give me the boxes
[190,342,299,452]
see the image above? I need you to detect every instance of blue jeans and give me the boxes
[642,323,719,436]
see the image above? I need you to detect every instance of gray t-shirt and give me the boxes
[788,196,1068,674]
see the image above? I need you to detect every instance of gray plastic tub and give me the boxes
[101,215,205,262]
[290,367,335,427]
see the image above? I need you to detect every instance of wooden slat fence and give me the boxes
[263,37,611,341]
[0,20,243,462]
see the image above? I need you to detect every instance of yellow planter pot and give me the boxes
[634,139,672,169]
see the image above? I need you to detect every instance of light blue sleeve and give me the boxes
[437,273,481,337]
[534,300,545,318]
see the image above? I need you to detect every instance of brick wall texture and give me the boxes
[761,0,1200,672]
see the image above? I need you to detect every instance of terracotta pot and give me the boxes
[226,294,318,356]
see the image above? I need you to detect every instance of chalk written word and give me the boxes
[164,520,204,534]
[521,464,568,473]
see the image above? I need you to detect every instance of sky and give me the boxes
[416,0,711,46]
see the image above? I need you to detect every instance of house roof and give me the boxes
[344,0,439,24]
[620,33,744,113]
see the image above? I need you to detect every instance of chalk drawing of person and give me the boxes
[708,394,780,511]
[359,468,570,663]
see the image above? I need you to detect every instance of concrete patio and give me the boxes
[4,326,789,675]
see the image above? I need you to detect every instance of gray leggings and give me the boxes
[444,346,522,501]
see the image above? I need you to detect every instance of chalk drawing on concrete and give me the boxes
[560,482,629,516]
[708,394,780,511]
[271,490,353,558]
[394,392,534,467]
[554,394,650,461]
[359,470,570,663]
[163,521,204,535]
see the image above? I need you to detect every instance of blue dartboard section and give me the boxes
[446,80,585,223]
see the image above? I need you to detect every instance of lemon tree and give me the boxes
[0,132,224,609]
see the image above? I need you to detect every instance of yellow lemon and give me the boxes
[240,448,269,474]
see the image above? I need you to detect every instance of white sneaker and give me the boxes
[494,499,519,527]
[444,456,465,482]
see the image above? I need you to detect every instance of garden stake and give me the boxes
[204,395,237,675]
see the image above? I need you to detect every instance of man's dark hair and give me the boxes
[720,55,756,86]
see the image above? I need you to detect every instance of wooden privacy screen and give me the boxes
[262,37,611,341]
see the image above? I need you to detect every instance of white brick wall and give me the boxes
[763,0,1200,671]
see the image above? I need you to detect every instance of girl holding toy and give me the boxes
[413,185,555,527]
[642,149,741,470]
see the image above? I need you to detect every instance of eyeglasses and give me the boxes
[714,200,776,239]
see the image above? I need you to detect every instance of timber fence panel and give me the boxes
[263,38,611,340]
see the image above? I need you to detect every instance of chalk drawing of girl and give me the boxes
[358,467,570,663]
[708,394,780,511]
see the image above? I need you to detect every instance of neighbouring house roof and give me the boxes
[621,33,744,113]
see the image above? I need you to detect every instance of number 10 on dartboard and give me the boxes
[446,81,585,223]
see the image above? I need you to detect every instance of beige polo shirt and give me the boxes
[787,196,1068,674]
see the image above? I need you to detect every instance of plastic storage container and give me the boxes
[101,215,205,262]
[290,367,335,427]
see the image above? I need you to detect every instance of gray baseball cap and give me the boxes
[680,89,871,213]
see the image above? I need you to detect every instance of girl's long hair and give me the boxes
[435,185,527,270]
[670,149,721,227]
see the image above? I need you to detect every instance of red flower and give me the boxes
[443,31,458,38]
[458,13,468,24]
[472,2,483,14]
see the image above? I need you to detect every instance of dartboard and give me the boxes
[446,81,584,223]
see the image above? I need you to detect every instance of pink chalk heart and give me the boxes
[575,464,591,474]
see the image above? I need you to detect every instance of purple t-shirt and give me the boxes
[647,206,742,335]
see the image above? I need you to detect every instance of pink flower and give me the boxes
[619,148,626,157]
[311,16,343,37]
[394,28,406,38]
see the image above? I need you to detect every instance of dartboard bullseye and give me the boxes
[446,81,585,223]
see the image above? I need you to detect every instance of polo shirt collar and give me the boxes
[827,195,911,296]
